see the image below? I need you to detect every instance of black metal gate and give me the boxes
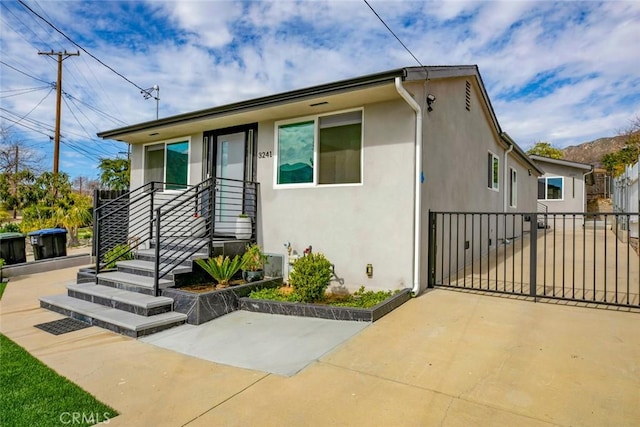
[428,211,640,309]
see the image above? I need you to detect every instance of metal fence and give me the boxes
[428,211,640,309]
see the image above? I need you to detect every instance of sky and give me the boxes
[1,0,639,181]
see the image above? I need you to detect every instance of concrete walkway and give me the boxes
[1,266,639,426]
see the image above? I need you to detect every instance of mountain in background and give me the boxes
[561,135,626,168]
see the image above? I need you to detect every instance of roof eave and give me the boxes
[97,68,407,140]
[501,133,545,176]
[529,154,593,171]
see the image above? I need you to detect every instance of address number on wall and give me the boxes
[258,151,273,159]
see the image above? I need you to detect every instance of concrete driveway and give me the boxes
[1,266,639,426]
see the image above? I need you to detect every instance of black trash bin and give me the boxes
[28,228,67,260]
[0,232,26,265]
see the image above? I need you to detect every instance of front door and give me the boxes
[203,124,257,236]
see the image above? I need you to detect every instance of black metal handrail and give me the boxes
[151,177,259,295]
[94,177,259,296]
[95,182,157,275]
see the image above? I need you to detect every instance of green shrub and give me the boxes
[104,243,134,269]
[0,223,21,233]
[242,243,268,272]
[331,286,396,308]
[289,252,333,302]
[249,287,301,302]
[196,255,244,287]
[77,227,92,240]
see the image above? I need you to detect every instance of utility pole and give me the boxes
[38,50,80,174]
[12,145,18,219]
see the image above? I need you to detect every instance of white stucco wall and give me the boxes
[125,76,539,293]
[412,77,539,285]
[257,99,416,292]
[535,161,589,213]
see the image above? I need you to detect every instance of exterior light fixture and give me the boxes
[426,94,436,112]
[366,264,373,278]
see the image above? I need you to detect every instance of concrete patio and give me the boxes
[1,265,639,426]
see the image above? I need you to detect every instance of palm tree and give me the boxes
[52,193,92,247]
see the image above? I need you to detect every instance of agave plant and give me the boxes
[195,255,245,287]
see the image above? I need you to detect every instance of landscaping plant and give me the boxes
[196,255,245,287]
[289,252,333,302]
[104,243,134,269]
[242,243,268,272]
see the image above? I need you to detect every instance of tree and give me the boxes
[526,141,564,159]
[0,126,45,174]
[0,127,45,218]
[99,158,130,190]
[73,176,100,195]
[51,192,92,246]
[601,116,640,177]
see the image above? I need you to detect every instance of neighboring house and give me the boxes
[530,155,594,213]
[97,65,542,295]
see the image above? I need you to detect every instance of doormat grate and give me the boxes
[35,318,91,335]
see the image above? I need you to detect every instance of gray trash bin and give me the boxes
[0,232,26,265]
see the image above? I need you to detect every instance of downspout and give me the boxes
[503,142,514,212]
[395,77,422,296]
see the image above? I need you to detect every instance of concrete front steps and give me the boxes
[39,247,206,338]
[40,293,186,338]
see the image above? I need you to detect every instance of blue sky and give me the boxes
[1,0,639,181]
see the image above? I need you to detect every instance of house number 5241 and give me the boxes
[258,151,273,159]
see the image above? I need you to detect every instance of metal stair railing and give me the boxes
[94,182,165,276]
[152,177,259,296]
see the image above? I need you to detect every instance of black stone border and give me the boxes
[238,288,412,322]
[163,278,282,325]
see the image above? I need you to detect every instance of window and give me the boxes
[487,152,499,190]
[276,110,362,186]
[144,140,189,190]
[538,177,563,200]
[509,168,517,207]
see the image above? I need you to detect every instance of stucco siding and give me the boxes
[536,162,587,213]
[257,98,416,292]
[414,77,539,286]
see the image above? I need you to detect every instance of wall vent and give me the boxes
[465,80,471,111]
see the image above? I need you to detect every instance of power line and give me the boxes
[17,0,149,93]
[0,2,52,51]
[0,86,51,99]
[0,60,51,85]
[1,60,127,128]
[4,87,54,131]
[362,0,427,70]
[0,114,52,138]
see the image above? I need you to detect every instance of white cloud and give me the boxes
[1,0,639,180]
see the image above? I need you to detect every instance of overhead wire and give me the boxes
[362,0,426,69]
[362,0,430,83]
[0,114,52,138]
[17,0,150,94]
[0,2,52,51]
[0,60,51,85]
[0,86,51,99]
[3,87,54,131]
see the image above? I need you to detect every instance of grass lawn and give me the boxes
[0,283,117,426]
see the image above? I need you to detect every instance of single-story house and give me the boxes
[97,65,543,295]
[530,155,594,213]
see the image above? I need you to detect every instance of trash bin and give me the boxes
[0,232,26,265]
[28,228,67,260]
